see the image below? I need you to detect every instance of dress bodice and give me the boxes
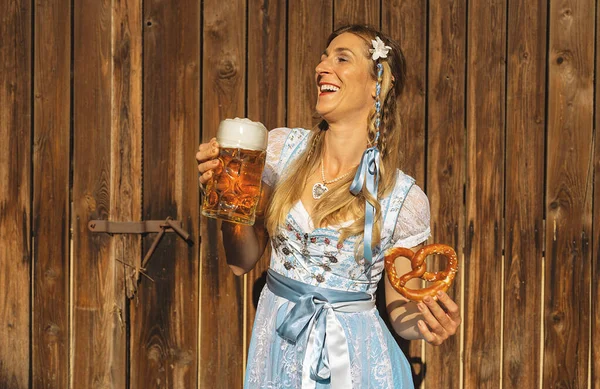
[262,127,431,295]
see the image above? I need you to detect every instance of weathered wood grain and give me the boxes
[334,0,380,28]
[464,0,506,387]
[287,0,333,129]
[503,0,547,387]
[110,0,143,386]
[32,0,71,387]
[111,0,142,302]
[245,0,287,354]
[425,0,466,388]
[383,0,426,182]
[200,0,246,387]
[544,0,594,387]
[594,5,600,388]
[133,0,200,388]
[383,1,427,385]
[0,0,31,388]
[71,0,127,387]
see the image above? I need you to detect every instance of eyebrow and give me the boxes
[322,47,356,57]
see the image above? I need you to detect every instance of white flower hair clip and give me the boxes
[369,36,392,61]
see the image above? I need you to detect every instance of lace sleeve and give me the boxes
[391,184,431,248]
[262,127,291,187]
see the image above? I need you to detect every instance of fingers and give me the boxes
[417,320,441,345]
[196,138,219,164]
[197,158,220,177]
[196,138,220,185]
[436,291,461,324]
[417,292,461,346]
[198,169,214,186]
[417,299,448,345]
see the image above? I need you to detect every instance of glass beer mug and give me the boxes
[201,118,268,225]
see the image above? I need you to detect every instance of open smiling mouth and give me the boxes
[319,83,340,95]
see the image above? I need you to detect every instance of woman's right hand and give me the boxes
[195,137,220,187]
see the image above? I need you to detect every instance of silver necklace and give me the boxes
[312,157,357,200]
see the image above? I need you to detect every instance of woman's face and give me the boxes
[315,32,377,124]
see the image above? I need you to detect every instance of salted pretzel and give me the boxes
[384,244,458,302]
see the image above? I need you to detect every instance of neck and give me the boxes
[321,122,368,175]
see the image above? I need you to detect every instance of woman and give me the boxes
[196,25,461,389]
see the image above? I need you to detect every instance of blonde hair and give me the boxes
[266,25,407,252]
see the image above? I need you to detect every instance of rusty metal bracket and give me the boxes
[88,219,186,236]
[88,217,193,265]
[88,217,193,298]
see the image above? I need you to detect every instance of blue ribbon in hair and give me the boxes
[349,62,384,269]
[349,134,380,266]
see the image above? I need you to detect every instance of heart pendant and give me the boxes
[312,182,328,199]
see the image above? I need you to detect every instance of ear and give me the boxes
[371,79,377,99]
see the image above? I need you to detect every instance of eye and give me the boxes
[337,56,348,63]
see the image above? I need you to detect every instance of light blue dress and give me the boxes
[244,128,431,389]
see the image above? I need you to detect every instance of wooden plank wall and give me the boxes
[32,0,70,387]
[465,1,506,387]
[504,0,546,388]
[0,1,31,388]
[545,1,594,388]
[1,0,599,388]
[71,0,127,387]
[425,1,466,387]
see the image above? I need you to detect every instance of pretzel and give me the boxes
[384,244,458,302]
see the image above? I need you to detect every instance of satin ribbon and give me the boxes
[349,143,381,265]
[267,269,375,389]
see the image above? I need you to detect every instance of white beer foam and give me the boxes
[217,118,268,151]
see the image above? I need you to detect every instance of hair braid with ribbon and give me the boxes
[349,37,391,267]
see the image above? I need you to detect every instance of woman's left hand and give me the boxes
[416,291,461,346]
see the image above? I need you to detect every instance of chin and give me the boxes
[315,103,335,120]
[316,111,335,124]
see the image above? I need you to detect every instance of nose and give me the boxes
[315,57,332,75]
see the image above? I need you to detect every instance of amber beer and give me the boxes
[201,118,268,225]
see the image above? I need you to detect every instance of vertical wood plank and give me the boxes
[200,1,246,387]
[383,0,426,180]
[71,0,127,387]
[593,4,600,387]
[245,0,287,351]
[111,0,143,386]
[111,0,142,299]
[334,0,380,28]
[32,0,71,387]
[135,0,200,387]
[0,0,31,388]
[382,1,427,385]
[425,0,466,388]
[503,0,547,387]
[544,0,594,387]
[287,0,333,129]
[464,0,506,387]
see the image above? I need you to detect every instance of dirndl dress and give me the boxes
[244,128,431,389]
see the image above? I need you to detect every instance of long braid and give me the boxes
[374,62,383,144]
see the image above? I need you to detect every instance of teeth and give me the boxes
[320,84,340,92]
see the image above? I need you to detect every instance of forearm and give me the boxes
[221,219,269,276]
[385,271,426,340]
[387,300,424,340]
